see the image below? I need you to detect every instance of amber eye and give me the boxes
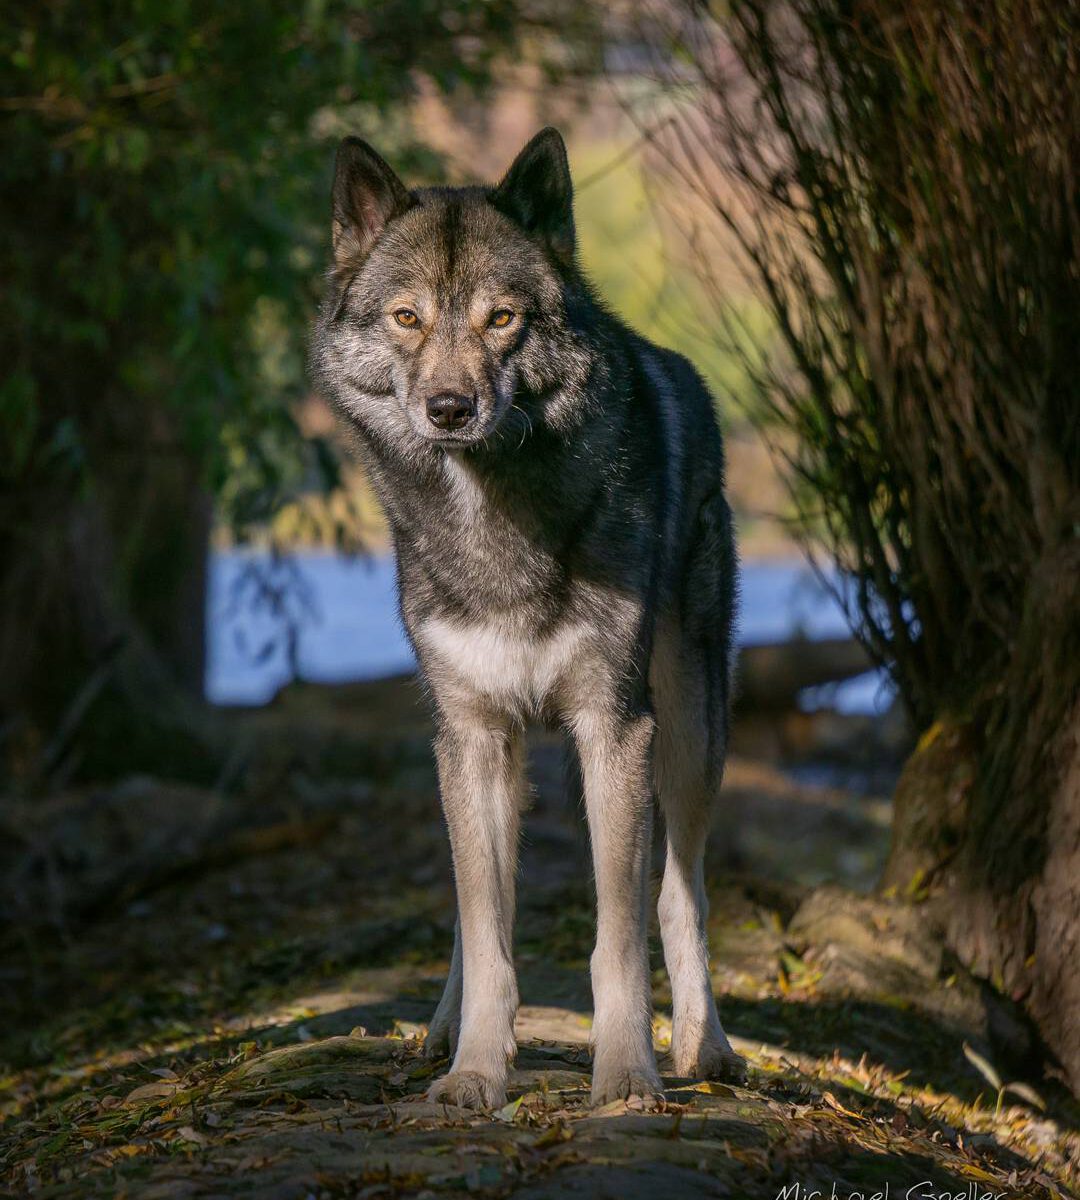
[393,308,419,328]
[490,309,515,329]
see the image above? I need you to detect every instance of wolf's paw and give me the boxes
[428,1070,506,1110]
[673,1040,748,1085]
[590,1059,664,1106]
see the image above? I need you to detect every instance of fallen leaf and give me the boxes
[393,1020,426,1040]
[822,1091,863,1120]
[694,1081,736,1098]
[533,1121,574,1149]
[124,1081,179,1104]
[494,1096,523,1123]
[959,1164,1001,1185]
[963,1042,1002,1091]
[589,1099,628,1118]
[1003,1081,1046,1111]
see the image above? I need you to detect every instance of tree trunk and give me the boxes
[883,547,1080,1091]
[1,416,216,785]
[1029,707,1080,1092]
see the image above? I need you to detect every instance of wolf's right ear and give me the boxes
[492,128,575,264]
[331,138,412,269]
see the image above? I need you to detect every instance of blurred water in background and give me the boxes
[205,550,895,715]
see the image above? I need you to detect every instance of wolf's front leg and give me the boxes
[574,708,663,1104]
[427,716,522,1110]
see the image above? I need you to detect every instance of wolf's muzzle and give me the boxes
[426,392,476,431]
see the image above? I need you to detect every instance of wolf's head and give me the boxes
[313,128,593,453]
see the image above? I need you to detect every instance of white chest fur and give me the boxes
[416,615,588,713]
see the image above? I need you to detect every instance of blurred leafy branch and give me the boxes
[1,0,579,533]
[0,0,596,774]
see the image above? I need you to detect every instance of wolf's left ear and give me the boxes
[492,128,575,263]
[331,137,412,269]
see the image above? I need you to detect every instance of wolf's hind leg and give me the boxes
[652,624,746,1083]
[426,716,523,1109]
[425,918,461,1058]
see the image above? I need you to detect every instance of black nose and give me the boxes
[426,392,476,431]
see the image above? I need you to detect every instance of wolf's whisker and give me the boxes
[511,403,534,449]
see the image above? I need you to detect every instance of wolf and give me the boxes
[311,127,746,1109]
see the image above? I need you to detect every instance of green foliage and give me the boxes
[0,0,596,757]
[574,142,772,428]
[1,0,538,533]
[664,0,1078,729]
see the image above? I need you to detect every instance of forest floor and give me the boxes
[1,677,1077,1199]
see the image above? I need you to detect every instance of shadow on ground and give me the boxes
[1,679,1076,1197]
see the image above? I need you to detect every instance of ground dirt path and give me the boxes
[1,679,1077,1198]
